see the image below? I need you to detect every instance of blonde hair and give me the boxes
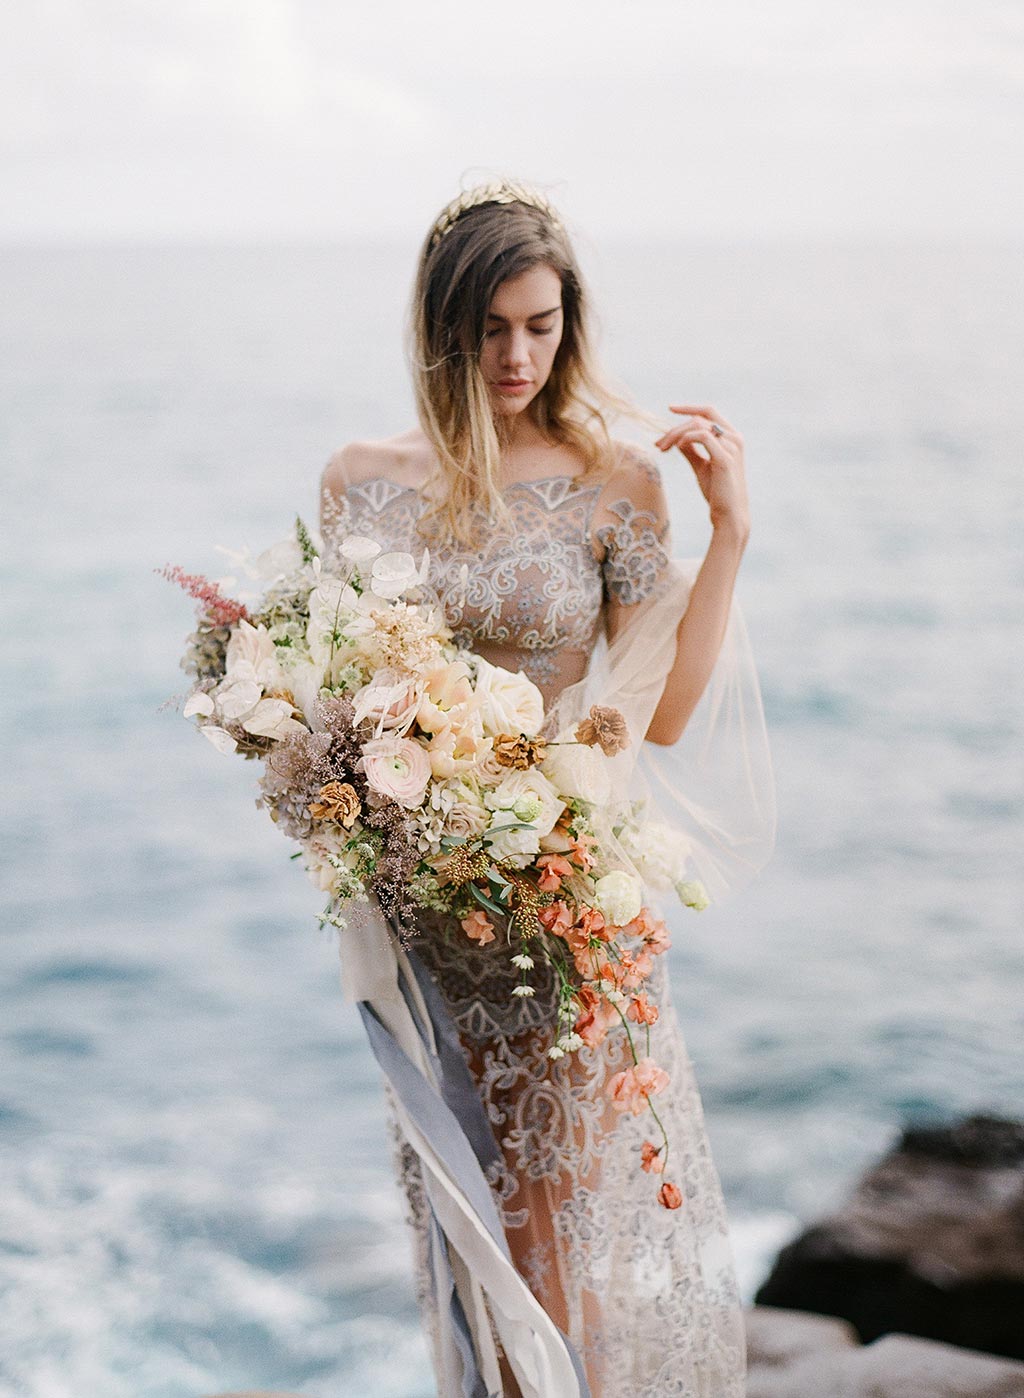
[406,182,657,546]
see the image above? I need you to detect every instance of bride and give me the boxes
[319,179,772,1398]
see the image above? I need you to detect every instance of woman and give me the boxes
[320,179,771,1398]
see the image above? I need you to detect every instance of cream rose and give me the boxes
[361,735,432,808]
[593,870,644,926]
[541,732,612,806]
[472,658,545,738]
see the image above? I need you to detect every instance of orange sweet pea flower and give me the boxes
[606,1056,670,1116]
[626,992,659,1026]
[640,1140,665,1174]
[538,901,573,937]
[536,853,574,892]
[461,910,496,945]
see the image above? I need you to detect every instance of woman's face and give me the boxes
[479,263,564,418]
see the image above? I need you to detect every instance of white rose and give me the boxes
[593,871,643,927]
[483,768,564,863]
[473,658,545,737]
[541,732,611,806]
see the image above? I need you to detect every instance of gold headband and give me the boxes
[428,179,564,250]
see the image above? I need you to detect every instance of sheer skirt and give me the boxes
[385,915,747,1397]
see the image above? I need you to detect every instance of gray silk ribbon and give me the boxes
[358,940,591,1397]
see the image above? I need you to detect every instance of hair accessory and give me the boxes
[428,179,563,251]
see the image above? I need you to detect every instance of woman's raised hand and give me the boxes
[655,404,750,543]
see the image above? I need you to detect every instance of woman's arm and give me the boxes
[645,404,751,746]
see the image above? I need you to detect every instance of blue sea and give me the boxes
[2,239,1021,1397]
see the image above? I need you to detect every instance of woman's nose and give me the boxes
[502,330,531,367]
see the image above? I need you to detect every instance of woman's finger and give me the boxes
[669,403,733,431]
[669,406,740,446]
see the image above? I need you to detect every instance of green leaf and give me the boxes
[470,885,508,918]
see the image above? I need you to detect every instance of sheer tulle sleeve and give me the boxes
[547,454,777,905]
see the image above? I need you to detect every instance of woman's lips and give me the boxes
[495,380,532,394]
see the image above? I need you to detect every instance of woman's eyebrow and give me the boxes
[486,305,562,322]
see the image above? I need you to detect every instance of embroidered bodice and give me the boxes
[321,449,673,710]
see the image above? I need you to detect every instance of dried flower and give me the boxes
[493,732,548,770]
[574,704,630,756]
[308,780,361,827]
[658,1181,683,1210]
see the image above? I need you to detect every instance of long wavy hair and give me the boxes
[407,184,656,545]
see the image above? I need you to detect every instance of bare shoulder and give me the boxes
[321,428,430,500]
[607,437,664,489]
[595,438,668,511]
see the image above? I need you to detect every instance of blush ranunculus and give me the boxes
[361,735,432,808]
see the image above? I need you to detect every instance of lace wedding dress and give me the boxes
[321,446,770,1397]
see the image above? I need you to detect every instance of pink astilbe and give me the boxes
[159,564,249,626]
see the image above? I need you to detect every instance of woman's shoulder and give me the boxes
[594,437,669,516]
[321,429,431,498]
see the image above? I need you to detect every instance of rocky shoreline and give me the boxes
[207,1115,1024,1396]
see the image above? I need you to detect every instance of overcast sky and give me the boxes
[3,0,1023,242]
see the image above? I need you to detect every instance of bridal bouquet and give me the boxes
[162,518,709,1205]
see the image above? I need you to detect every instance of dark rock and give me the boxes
[754,1113,1024,1362]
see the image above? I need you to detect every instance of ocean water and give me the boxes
[1,238,1021,1397]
